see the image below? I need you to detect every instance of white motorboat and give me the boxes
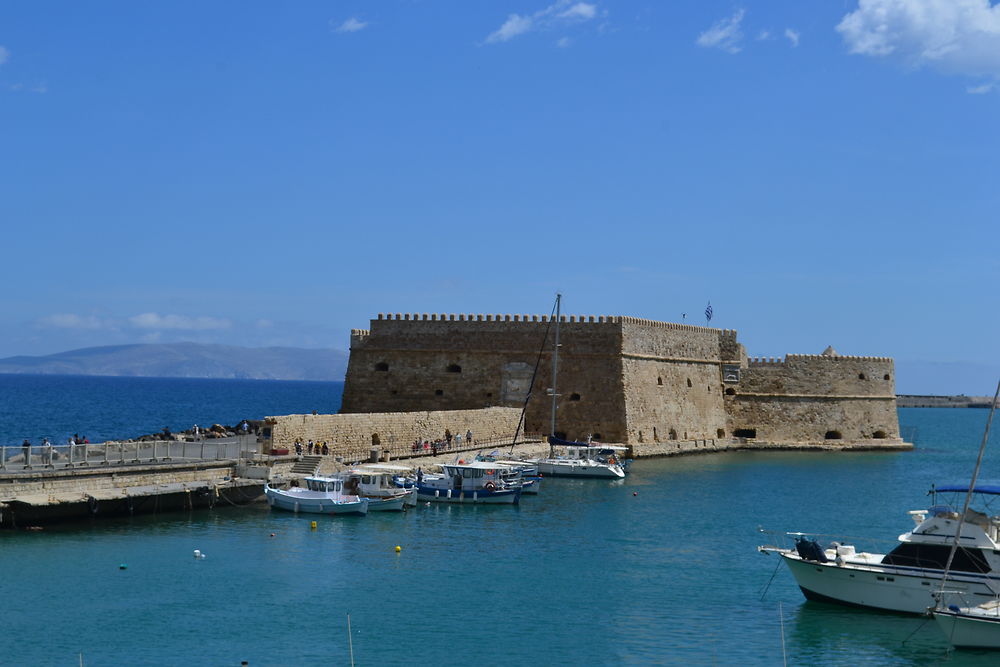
[759,483,1000,614]
[344,468,417,509]
[397,463,521,504]
[265,476,368,516]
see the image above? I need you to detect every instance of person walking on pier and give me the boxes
[22,439,31,467]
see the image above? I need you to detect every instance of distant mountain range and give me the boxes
[0,343,349,381]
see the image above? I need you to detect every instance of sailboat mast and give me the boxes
[549,293,561,443]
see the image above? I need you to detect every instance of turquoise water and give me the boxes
[2,376,1000,665]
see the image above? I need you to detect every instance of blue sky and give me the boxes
[1,1,998,393]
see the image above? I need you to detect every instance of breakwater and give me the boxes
[896,394,996,408]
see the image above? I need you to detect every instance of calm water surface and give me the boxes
[1,376,999,665]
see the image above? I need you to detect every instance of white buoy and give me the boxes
[193,549,206,559]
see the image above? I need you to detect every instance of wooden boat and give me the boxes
[264,476,368,516]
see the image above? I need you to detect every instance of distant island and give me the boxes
[0,342,348,381]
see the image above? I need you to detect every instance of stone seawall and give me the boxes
[265,407,522,460]
[630,437,911,458]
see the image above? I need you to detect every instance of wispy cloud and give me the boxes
[484,1,600,44]
[696,9,746,54]
[757,30,771,41]
[557,37,572,48]
[784,28,800,47]
[37,314,108,330]
[967,81,995,94]
[128,313,231,331]
[0,46,9,66]
[331,17,368,34]
[837,0,1000,78]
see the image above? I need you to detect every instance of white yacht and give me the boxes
[759,483,1000,614]
[265,476,368,516]
[530,438,627,479]
[933,599,1000,649]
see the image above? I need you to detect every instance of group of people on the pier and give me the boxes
[15,434,89,467]
[293,440,329,456]
[411,428,473,455]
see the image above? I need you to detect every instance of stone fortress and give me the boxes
[339,312,903,448]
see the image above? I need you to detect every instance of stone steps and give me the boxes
[290,456,322,476]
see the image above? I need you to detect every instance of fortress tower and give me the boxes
[340,312,901,446]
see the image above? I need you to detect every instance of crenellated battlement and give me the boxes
[747,354,893,366]
[373,312,735,336]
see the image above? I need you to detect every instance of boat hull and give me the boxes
[777,551,999,615]
[533,461,624,479]
[416,486,520,504]
[934,609,1000,648]
[265,487,368,516]
[365,495,406,512]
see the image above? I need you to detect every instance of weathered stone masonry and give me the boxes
[339,312,902,446]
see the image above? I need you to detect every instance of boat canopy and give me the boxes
[934,483,1000,496]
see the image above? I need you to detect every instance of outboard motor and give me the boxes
[794,536,829,563]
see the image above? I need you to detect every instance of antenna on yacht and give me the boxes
[935,378,1000,606]
[549,293,562,458]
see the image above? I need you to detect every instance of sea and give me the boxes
[1,374,999,666]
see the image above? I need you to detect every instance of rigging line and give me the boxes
[937,378,1000,604]
[509,296,559,455]
[899,615,932,647]
[759,557,783,601]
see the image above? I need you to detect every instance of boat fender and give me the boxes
[484,482,496,491]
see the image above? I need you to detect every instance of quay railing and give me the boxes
[0,435,260,473]
[282,434,547,466]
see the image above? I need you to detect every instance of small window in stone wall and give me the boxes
[884,374,890,381]
[686,378,692,388]
[873,430,887,439]
[638,431,644,443]
[669,428,678,440]
[858,373,866,380]
[825,430,842,440]
[725,388,736,396]
[734,428,756,438]
[658,377,663,386]
[707,385,711,392]
[434,389,444,396]
[569,393,581,401]
[717,428,725,438]
[375,362,389,372]
[653,427,658,441]
[446,364,462,373]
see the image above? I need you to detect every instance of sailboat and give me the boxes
[526,294,626,480]
[930,380,1000,649]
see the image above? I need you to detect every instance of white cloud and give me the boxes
[757,30,772,41]
[696,9,746,54]
[332,17,368,34]
[128,313,231,331]
[485,1,599,44]
[559,3,597,21]
[785,28,800,47]
[37,314,107,330]
[557,36,572,48]
[31,82,47,94]
[0,46,9,66]
[837,0,1000,77]
[967,81,996,93]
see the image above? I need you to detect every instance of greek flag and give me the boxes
[705,302,713,323]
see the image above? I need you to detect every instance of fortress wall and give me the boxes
[265,407,522,456]
[740,355,895,396]
[341,314,628,442]
[725,396,900,442]
[619,322,732,443]
[727,355,899,442]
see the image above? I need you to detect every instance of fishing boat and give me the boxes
[474,454,542,494]
[343,468,417,510]
[396,462,521,504]
[265,476,368,516]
